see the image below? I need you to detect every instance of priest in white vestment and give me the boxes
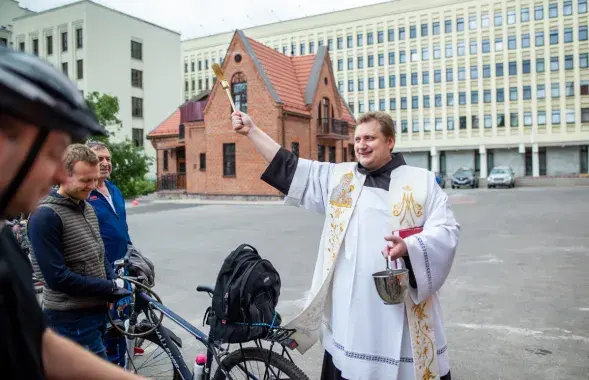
[231,110,460,380]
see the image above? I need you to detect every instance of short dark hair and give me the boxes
[64,144,99,174]
[357,111,395,140]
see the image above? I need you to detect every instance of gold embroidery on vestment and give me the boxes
[329,172,355,208]
[411,303,437,379]
[393,185,424,228]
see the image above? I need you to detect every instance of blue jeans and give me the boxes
[44,307,108,359]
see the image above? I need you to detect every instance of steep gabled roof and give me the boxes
[147,109,181,138]
[236,31,354,123]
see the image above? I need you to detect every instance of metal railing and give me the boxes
[317,118,350,138]
[157,173,186,191]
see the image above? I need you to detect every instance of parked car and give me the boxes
[487,165,516,188]
[451,167,479,189]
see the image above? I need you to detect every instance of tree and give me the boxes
[84,92,154,198]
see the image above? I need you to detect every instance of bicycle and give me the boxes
[106,258,310,380]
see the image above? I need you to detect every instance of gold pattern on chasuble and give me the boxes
[326,172,354,262]
[329,172,355,208]
[392,185,424,229]
[410,303,437,380]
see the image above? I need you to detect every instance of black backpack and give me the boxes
[208,244,282,343]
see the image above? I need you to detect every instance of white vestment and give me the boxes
[282,158,460,380]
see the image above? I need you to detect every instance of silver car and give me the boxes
[487,166,516,188]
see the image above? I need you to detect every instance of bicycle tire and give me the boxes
[127,332,182,380]
[212,347,309,380]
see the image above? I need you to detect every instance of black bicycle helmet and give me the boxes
[0,46,106,216]
[0,46,106,140]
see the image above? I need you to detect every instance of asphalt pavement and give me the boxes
[127,185,589,380]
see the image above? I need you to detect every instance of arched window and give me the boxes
[231,72,247,113]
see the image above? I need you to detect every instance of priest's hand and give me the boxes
[381,235,408,260]
[232,110,255,135]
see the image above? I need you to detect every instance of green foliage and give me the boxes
[84,92,154,199]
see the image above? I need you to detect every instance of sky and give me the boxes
[18,0,389,40]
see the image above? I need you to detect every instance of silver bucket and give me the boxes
[372,257,409,305]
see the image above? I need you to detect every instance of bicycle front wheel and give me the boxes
[212,347,309,380]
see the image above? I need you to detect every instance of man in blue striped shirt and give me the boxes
[87,141,134,366]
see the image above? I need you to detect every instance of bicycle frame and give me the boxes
[128,291,228,380]
[114,264,301,380]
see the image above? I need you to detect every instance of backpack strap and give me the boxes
[232,243,258,256]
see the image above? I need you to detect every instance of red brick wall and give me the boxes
[151,137,178,175]
[201,36,282,196]
[283,114,312,159]
[186,122,206,193]
[310,58,355,163]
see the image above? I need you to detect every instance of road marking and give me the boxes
[579,308,589,311]
[448,323,589,344]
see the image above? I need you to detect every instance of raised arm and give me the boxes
[231,110,281,163]
[232,111,334,215]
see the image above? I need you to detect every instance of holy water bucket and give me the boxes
[372,257,409,305]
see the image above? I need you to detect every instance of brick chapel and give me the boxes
[147,30,356,198]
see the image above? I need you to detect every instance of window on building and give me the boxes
[76,59,83,79]
[222,143,236,176]
[131,69,143,88]
[318,145,325,161]
[581,80,589,95]
[132,97,143,118]
[537,58,545,72]
[178,124,185,140]
[163,150,168,171]
[580,25,588,41]
[62,62,68,76]
[76,28,83,49]
[535,5,544,20]
[521,7,530,21]
[132,128,143,147]
[538,84,546,98]
[32,38,38,56]
[510,113,518,127]
[549,3,558,17]
[328,146,336,163]
[46,35,53,55]
[199,153,206,170]
[131,40,142,60]
[564,28,573,43]
[231,72,247,113]
[19,41,24,51]
[291,142,299,157]
[536,31,544,46]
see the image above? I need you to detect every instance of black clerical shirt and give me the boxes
[260,148,417,288]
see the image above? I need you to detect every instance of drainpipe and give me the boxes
[281,110,286,147]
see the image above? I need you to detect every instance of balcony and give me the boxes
[157,173,186,191]
[317,118,350,140]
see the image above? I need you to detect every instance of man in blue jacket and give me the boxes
[87,141,131,264]
[87,141,134,366]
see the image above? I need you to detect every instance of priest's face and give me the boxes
[354,119,395,170]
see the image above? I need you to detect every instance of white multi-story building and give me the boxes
[182,0,589,178]
[0,0,35,47]
[11,0,183,177]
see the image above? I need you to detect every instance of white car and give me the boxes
[487,166,516,188]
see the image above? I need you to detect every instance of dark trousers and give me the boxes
[320,350,452,380]
[44,307,108,360]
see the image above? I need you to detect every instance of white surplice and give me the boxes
[283,158,460,380]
